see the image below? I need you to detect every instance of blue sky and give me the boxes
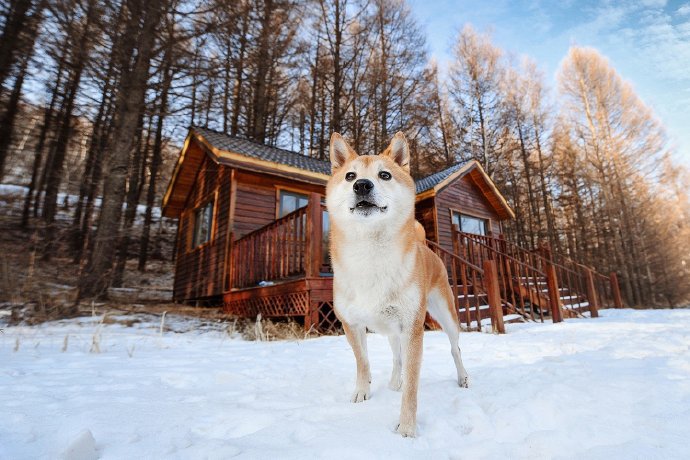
[408,0,690,169]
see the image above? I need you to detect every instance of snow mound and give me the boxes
[62,430,97,460]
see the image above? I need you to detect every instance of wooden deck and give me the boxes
[224,276,336,331]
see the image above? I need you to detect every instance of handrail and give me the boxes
[426,239,483,273]
[457,230,620,316]
[230,193,326,289]
[456,234,546,277]
[426,239,487,331]
[233,206,307,244]
[455,230,548,322]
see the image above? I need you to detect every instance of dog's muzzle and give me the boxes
[349,198,387,214]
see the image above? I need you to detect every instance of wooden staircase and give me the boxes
[445,228,624,331]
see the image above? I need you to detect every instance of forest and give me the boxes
[0,0,688,307]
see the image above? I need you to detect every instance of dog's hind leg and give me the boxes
[388,334,402,391]
[427,287,470,388]
[342,322,371,402]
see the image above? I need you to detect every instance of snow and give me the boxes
[2,308,689,459]
[0,184,163,224]
[62,430,98,460]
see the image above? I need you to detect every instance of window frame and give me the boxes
[449,209,490,236]
[192,198,215,249]
[276,187,310,218]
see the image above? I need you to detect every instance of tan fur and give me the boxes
[326,132,469,437]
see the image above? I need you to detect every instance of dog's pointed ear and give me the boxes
[330,133,357,173]
[383,131,410,172]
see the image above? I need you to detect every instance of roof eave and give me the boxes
[161,131,195,218]
[192,128,331,184]
[419,160,515,220]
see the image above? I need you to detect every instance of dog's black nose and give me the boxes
[353,179,374,196]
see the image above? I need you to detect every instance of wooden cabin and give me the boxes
[161,127,534,330]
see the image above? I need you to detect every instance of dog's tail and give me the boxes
[414,220,426,242]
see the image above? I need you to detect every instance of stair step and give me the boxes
[469,313,524,329]
[459,304,490,313]
[504,314,525,323]
[565,302,589,309]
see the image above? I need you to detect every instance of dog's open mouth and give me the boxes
[349,200,387,214]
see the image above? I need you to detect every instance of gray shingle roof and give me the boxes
[414,162,469,194]
[193,126,468,192]
[193,126,332,175]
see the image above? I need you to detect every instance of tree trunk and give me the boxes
[0,0,33,97]
[21,53,67,227]
[230,1,250,136]
[0,52,29,179]
[139,74,171,270]
[250,0,273,143]
[111,110,150,287]
[78,0,164,298]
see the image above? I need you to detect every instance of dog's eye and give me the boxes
[379,171,392,181]
[345,172,356,181]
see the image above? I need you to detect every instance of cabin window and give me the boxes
[452,212,488,236]
[193,200,214,247]
[279,190,309,217]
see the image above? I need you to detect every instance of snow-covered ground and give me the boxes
[2,308,689,459]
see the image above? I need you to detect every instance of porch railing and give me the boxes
[229,193,327,289]
[455,230,623,320]
[426,239,508,333]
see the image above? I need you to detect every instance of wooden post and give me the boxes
[304,299,320,333]
[545,263,563,323]
[483,259,505,334]
[584,267,600,318]
[306,193,323,278]
[610,272,624,309]
[226,232,235,289]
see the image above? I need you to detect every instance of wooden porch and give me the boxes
[223,193,339,331]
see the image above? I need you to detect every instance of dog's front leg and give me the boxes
[388,334,402,391]
[343,322,371,403]
[396,325,424,437]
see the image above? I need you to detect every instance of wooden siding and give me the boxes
[435,173,501,254]
[232,170,325,239]
[173,155,230,301]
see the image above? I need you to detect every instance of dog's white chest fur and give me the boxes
[333,237,420,334]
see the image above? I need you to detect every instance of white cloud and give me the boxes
[677,3,690,16]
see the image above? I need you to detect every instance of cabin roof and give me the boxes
[415,162,468,194]
[193,126,332,175]
[162,127,514,220]
[414,161,515,220]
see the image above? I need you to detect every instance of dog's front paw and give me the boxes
[350,387,370,403]
[395,422,416,438]
[458,374,470,388]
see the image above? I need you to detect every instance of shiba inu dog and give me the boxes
[326,132,470,438]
